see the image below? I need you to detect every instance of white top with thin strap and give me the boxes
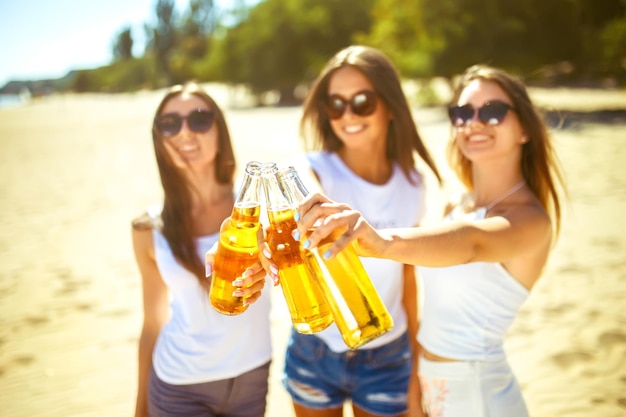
[417,206,529,362]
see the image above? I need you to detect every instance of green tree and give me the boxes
[170,0,220,81]
[113,26,134,62]
[416,0,584,77]
[358,0,433,77]
[145,0,178,85]
[574,0,626,80]
[72,70,93,92]
[214,0,374,105]
[597,16,626,79]
[181,0,217,58]
[363,0,625,82]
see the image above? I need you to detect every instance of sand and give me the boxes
[0,84,625,417]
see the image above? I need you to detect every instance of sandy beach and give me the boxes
[0,84,625,417]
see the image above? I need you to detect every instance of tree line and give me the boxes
[72,0,625,104]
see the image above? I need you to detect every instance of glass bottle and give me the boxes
[278,166,394,349]
[262,162,334,333]
[209,161,263,315]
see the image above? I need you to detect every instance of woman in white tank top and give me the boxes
[289,65,566,417]
[131,83,273,417]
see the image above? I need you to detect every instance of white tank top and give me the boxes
[304,151,426,352]
[151,225,272,384]
[417,206,529,362]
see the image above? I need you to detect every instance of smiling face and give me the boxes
[326,66,392,155]
[159,92,219,171]
[454,79,527,165]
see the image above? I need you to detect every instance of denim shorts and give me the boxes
[283,330,412,416]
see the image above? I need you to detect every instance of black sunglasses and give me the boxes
[326,90,378,120]
[154,109,215,137]
[448,100,514,127]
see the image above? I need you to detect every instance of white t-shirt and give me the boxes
[302,151,426,352]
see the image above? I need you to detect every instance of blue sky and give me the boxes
[0,0,243,87]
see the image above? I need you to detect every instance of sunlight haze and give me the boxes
[0,0,236,87]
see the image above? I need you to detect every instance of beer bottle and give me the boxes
[209,161,263,315]
[262,162,334,333]
[278,166,394,349]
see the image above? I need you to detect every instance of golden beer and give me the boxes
[209,204,261,315]
[277,165,393,348]
[266,207,334,333]
[313,236,394,349]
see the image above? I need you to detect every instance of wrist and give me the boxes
[377,230,394,259]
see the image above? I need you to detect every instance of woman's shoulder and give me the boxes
[131,212,155,231]
[304,150,329,167]
[132,205,163,231]
[502,197,552,232]
[305,151,346,179]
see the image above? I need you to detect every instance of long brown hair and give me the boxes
[152,82,236,284]
[300,45,441,184]
[447,64,565,235]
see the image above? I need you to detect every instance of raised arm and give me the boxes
[296,192,553,289]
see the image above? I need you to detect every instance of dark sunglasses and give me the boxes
[326,90,378,120]
[448,100,515,127]
[154,109,215,137]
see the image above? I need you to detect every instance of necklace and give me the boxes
[481,180,526,211]
[461,180,526,215]
[456,180,526,220]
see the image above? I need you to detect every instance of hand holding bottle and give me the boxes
[209,161,264,315]
[208,162,393,349]
[205,219,278,308]
[281,167,394,349]
[294,191,385,261]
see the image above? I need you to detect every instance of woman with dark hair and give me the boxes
[132,82,273,417]
[282,45,441,417]
[292,64,566,416]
